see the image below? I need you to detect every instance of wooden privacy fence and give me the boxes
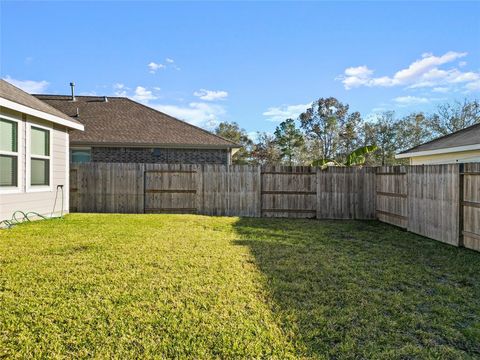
[70,162,480,252]
[70,163,376,219]
[375,163,480,252]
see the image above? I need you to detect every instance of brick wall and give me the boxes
[91,147,229,164]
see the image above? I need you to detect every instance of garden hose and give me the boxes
[0,185,65,229]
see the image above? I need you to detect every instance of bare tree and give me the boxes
[251,132,281,165]
[428,99,480,136]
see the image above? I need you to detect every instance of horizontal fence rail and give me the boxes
[70,162,480,252]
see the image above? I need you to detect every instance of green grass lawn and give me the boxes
[1,214,479,359]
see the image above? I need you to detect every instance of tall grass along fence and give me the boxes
[70,162,480,252]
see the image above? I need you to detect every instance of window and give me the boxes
[71,148,91,163]
[30,126,50,186]
[0,118,18,187]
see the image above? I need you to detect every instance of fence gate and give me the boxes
[144,164,199,214]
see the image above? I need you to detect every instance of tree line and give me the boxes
[215,97,480,166]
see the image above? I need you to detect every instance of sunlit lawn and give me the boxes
[1,214,479,358]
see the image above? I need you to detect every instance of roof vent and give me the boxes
[75,107,79,117]
[104,96,108,103]
[70,82,76,101]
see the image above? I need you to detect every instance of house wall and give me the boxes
[409,150,480,165]
[90,146,230,165]
[0,107,69,222]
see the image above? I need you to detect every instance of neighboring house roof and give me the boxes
[0,80,84,130]
[396,122,480,159]
[34,95,239,149]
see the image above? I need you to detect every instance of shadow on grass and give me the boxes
[233,217,480,358]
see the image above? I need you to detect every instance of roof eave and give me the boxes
[395,144,480,159]
[0,97,84,131]
[70,141,241,149]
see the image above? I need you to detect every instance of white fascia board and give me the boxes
[395,144,480,159]
[0,97,84,131]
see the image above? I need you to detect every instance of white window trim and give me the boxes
[65,131,70,213]
[0,114,22,194]
[26,122,53,193]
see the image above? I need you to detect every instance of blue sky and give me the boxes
[1,1,479,135]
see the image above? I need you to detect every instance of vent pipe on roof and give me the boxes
[75,107,79,117]
[104,96,108,102]
[70,82,76,101]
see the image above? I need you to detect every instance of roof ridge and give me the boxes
[34,94,127,100]
[123,98,240,147]
[399,121,480,154]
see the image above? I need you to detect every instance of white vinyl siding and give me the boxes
[409,150,480,165]
[0,107,70,221]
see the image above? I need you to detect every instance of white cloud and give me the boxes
[344,65,373,77]
[148,58,179,73]
[113,83,128,96]
[132,86,157,102]
[152,102,226,128]
[193,89,228,101]
[148,62,166,73]
[107,83,224,128]
[339,51,479,91]
[465,79,480,92]
[339,66,375,89]
[3,75,49,93]
[432,87,449,93]
[394,96,430,106]
[263,103,311,122]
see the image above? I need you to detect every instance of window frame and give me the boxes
[27,122,53,192]
[0,115,22,194]
[70,146,92,163]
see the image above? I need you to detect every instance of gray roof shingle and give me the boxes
[400,122,480,154]
[35,95,238,148]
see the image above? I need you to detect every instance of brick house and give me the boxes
[35,94,239,165]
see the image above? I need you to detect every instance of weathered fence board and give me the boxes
[226,165,261,217]
[261,166,317,218]
[462,163,480,251]
[375,166,408,228]
[71,163,144,213]
[318,167,376,219]
[144,164,198,213]
[200,165,260,216]
[407,165,459,246]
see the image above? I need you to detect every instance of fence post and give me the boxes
[142,163,146,214]
[259,165,263,217]
[458,163,464,247]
